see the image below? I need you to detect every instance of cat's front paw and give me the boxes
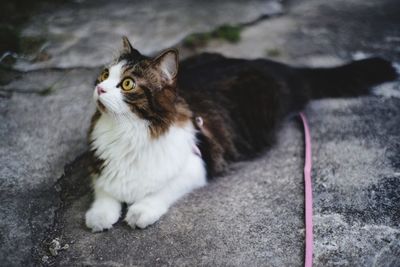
[125,201,167,229]
[85,206,120,232]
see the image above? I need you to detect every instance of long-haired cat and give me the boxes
[85,36,397,231]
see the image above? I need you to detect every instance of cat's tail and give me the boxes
[298,57,398,99]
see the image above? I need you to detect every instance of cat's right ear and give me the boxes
[121,36,141,57]
[153,49,179,87]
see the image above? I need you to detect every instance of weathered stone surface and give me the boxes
[0,68,96,266]
[15,0,282,71]
[308,97,400,266]
[1,0,399,266]
[195,0,400,64]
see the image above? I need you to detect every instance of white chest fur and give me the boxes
[90,113,204,204]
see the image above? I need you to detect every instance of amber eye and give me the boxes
[121,78,136,91]
[100,69,109,81]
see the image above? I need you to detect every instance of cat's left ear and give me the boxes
[121,36,141,57]
[153,49,179,86]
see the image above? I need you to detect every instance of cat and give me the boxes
[85,36,397,232]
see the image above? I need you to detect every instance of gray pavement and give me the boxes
[0,0,399,266]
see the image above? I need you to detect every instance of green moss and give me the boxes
[183,24,242,48]
[265,48,282,58]
[38,86,54,96]
[19,36,47,55]
[183,32,212,48]
[213,24,241,43]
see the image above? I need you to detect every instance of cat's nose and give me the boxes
[96,85,106,95]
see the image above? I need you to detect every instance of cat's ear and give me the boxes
[153,49,179,86]
[121,36,141,57]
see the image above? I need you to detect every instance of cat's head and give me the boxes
[93,36,183,134]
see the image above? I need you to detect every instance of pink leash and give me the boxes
[299,112,313,267]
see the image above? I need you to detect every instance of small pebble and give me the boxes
[42,255,49,262]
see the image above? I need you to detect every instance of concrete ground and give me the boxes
[0,0,399,266]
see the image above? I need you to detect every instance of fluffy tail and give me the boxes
[298,57,398,99]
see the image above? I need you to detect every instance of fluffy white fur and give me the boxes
[85,62,207,232]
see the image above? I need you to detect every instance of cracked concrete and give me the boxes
[0,0,399,266]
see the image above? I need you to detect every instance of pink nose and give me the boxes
[96,86,106,95]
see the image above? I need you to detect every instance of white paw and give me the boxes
[85,207,120,232]
[125,201,167,229]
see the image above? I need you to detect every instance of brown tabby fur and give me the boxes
[90,37,398,178]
